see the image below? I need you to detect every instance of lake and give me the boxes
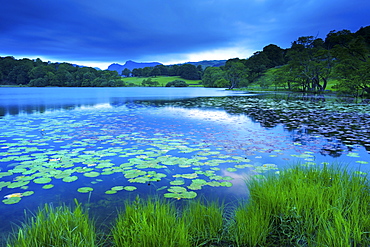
[0,87,369,241]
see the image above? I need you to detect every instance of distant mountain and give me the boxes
[108,60,162,74]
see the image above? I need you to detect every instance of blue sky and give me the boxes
[1,0,369,69]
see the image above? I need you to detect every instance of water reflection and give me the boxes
[0,87,250,117]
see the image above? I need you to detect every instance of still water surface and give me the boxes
[0,87,369,241]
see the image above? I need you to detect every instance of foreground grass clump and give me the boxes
[112,197,190,247]
[7,200,96,247]
[182,199,225,246]
[231,165,370,246]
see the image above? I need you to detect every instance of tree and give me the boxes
[150,67,161,77]
[141,78,159,87]
[331,34,370,97]
[178,64,201,80]
[286,36,333,92]
[262,44,286,67]
[165,80,188,87]
[202,67,226,87]
[224,59,249,89]
[122,68,131,77]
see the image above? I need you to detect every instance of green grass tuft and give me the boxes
[112,196,190,247]
[232,164,370,246]
[182,199,225,246]
[7,199,96,247]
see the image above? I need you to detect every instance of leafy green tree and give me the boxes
[165,80,188,87]
[178,64,201,80]
[122,68,131,77]
[286,36,333,92]
[224,59,249,89]
[150,67,161,77]
[202,67,226,87]
[262,44,286,67]
[132,68,143,77]
[331,34,370,97]
[141,78,159,87]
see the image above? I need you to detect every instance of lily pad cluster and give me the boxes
[1,93,369,206]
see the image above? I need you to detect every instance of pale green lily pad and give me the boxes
[111,186,124,191]
[33,177,52,184]
[42,184,54,189]
[207,181,221,187]
[83,171,100,178]
[226,168,237,172]
[170,179,185,186]
[128,177,149,183]
[356,161,369,164]
[173,173,198,179]
[124,186,137,191]
[347,152,360,158]
[105,190,117,194]
[22,191,34,196]
[7,181,30,189]
[164,191,197,199]
[62,176,78,182]
[2,197,22,204]
[77,187,94,193]
[168,186,187,193]
[0,181,11,189]
[220,181,233,187]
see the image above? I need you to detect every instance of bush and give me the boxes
[165,80,188,87]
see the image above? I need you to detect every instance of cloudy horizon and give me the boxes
[1,0,369,69]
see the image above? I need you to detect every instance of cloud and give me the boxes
[0,0,369,68]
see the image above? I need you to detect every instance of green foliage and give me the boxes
[231,165,370,246]
[0,57,122,87]
[182,200,225,245]
[5,166,370,247]
[7,200,96,247]
[141,78,159,87]
[225,58,250,89]
[122,76,201,87]
[202,67,227,87]
[112,197,190,247]
[165,79,188,87]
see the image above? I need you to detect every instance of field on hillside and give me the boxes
[121,76,203,87]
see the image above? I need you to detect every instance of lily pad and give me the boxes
[105,190,117,194]
[220,181,233,187]
[2,197,22,204]
[170,179,185,186]
[7,181,30,189]
[62,176,78,182]
[77,187,94,193]
[124,186,137,191]
[83,171,100,178]
[164,191,197,199]
[33,177,52,184]
[22,191,34,196]
[226,167,237,172]
[42,184,54,189]
[111,186,124,191]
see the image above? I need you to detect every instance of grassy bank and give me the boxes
[121,76,203,87]
[7,165,370,246]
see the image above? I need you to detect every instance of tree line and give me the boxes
[1,25,369,96]
[0,58,123,87]
[202,25,370,97]
[122,63,203,80]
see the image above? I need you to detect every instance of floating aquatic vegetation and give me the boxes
[77,187,94,193]
[164,186,197,199]
[0,92,369,207]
